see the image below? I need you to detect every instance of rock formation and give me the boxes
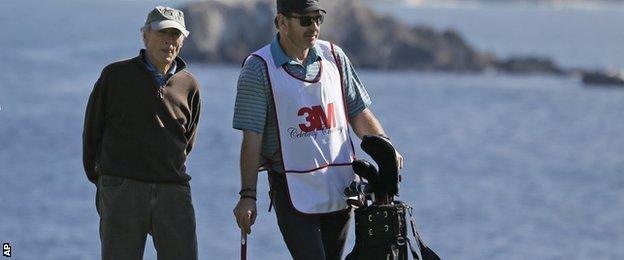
[180,0,605,79]
[180,0,498,72]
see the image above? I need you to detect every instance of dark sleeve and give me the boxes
[185,86,201,155]
[82,71,107,185]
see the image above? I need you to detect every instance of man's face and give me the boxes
[143,27,184,66]
[283,11,323,50]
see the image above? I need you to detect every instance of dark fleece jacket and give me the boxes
[83,52,201,184]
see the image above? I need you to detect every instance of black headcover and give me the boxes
[360,135,399,197]
[352,159,379,191]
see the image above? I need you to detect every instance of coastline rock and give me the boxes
[181,1,275,63]
[496,57,565,75]
[581,71,624,86]
[180,0,578,76]
[180,0,495,72]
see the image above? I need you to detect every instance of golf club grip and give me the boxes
[241,231,247,260]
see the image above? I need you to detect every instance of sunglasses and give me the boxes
[287,14,324,27]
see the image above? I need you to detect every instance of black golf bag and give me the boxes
[345,135,441,260]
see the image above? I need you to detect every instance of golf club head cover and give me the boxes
[360,135,399,197]
[352,159,379,185]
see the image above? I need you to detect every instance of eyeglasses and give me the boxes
[287,14,324,27]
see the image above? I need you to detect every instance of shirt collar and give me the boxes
[140,49,177,76]
[270,33,323,68]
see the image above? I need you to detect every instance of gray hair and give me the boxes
[140,24,152,34]
[140,25,151,47]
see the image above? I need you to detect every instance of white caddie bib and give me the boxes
[252,40,356,214]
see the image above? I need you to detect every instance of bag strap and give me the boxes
[395,205,419,259]
[407,205,441,260]
[406,237,420,259]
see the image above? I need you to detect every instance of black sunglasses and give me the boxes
[287,14,324,27]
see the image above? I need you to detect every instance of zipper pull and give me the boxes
[158,86,164,99]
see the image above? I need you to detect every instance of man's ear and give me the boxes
[142,30,148,46]
[277,14,288,30]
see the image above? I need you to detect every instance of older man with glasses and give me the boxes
[232,0,403,259]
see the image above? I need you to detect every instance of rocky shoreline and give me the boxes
[180,0,622,86]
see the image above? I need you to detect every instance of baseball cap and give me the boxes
[277,0,326,14]
[144,6,189,37]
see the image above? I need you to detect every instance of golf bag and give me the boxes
[345,135,441,260]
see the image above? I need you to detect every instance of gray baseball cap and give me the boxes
[144,6,189,37]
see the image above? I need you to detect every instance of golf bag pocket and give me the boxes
[346,201,441,260]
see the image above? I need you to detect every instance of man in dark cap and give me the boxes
[232,0,403,259]
[83,6,200,260]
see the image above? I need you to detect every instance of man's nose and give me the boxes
[311,20,320,30]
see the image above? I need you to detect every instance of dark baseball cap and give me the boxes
[277,0,326,14]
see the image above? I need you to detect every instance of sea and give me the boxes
[0,1,623,259]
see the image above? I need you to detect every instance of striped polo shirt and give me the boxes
[233,34,372,173]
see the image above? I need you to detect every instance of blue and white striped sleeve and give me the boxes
[233,55,269,133]
[333,46,372,119]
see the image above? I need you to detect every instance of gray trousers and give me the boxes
[269,172,351,260]
[96,175,197,260]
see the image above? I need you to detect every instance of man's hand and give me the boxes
[234,198,257,234]
[396,150,404,170]
[350,109,403,169]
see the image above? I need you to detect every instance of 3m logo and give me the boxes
[298,103,336,132]
[2,243,10,257]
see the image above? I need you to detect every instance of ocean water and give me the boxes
[1,1,623,259]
